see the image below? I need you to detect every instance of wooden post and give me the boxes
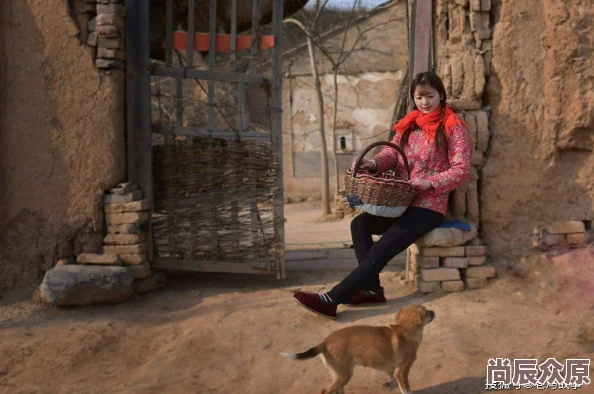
[409,0,433,109]
[125,0,154,261]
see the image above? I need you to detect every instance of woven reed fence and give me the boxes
[152,137,280,269]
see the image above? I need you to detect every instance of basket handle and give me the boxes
[352,141,412,181]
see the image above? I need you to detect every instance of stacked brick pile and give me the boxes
[86,0,126,70]
[533,220,592,248]
[333,191,357,219]
[410,243,496,293]
[76,182,166,294]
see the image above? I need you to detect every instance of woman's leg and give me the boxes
[326,208,444,305]
[350,213,396,291]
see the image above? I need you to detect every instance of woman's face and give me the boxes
[413,84,442,115]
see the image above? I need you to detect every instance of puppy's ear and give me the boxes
[395,308,402,323]
[412,312,422,327]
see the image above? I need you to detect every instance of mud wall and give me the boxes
[0,0,126,289]
[482,0,594,258]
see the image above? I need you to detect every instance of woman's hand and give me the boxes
[352,158,376,171]
[409,178,434,190]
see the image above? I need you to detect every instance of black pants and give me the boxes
[327,207,444,304]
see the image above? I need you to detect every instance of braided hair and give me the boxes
[399,71,448,151]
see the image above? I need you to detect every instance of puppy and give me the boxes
[280,304,434,394]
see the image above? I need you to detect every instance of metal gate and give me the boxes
[125,0,286,278]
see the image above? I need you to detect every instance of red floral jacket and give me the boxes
[370,123,472,215]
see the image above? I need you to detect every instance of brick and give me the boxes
[416,276,441,293]
[465,113,478,151]
[96,25,119,38]
[103,243,147,255]
[548,221,586,234]
[77,253,120,265]
[87,31,98,47]
[470,0,481,12]
[134,276,159,294]
[107,222,148,234]
[98,48,125,60]
[106,212,149,224]
[466,277,488,289]
[466,245,487,256]
[468,256,487,266]
[462,54,475,99]
[421,246,465,257]
[444,257,468,268]
[442,280,465,292]
[481,40,493,52]
[469,12,482,32]
[450,98,482,111]
[481,0,491,11]
[567,233,590,245]
[105,199,150,213]
[476,111,490,152]
[465,265,496,279]
[484,51,493,76]
[97,4,126,17]
[544,233,565,246]
[467,237,483,246]
[110,184,138,195]
[88,17,96,32]
[104,233,146,245]
[412,253,440,269]
[466,181,479,222]
[481,11,490,29]
[96,59,126,70]
[96,14,125,29]
[129,262,152,280]
[119,254,148,265]
[98,36,122,50]
[421,268,461,282]
[472,151,484,165]
[104,190,143,204]
[477,29,491,40]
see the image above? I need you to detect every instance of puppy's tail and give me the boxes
[280,344,324,360]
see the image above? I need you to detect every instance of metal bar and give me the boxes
[188,0,195,67]
[230,0,237,72]
[152,124,272,140]
[126,0,154,261]
[152,65,269,84]
[270,0,285,279]
[238,82,245,129]
[175,78,183,126]
[250,0,262,73]
[166,0,173,66]
[208,0,217,130]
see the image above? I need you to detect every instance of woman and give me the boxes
[293,71,472,319]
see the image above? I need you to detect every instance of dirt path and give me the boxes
[0,204,593,394]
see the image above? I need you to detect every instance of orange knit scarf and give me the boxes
[392,104,465,141]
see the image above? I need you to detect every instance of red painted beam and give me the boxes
[168,32,275,53]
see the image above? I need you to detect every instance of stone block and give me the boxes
[88,17,96,32]
[104,233,146,245]
[422,246,465,257]
[567,233,590,245]
[442,280,465,292]
[77,253,120,265]
[450,61,464,98]
[481,40,493,52]
[421,268,461,282]
[468,256,487,266]
[416,225,478,247]
[38,265,134,306]
[481,0,491,11]
[412,253,440,269]
[105,199,150,213]
[472,151,484,165]
[103,243,147,255]
[444,257,469,268]
[87,31,98,47]
[548,221,586,234]
[544,233,565,246]
[119,254,148,265]
[469,11,482,32]
[466,277,488,289]
[105,212,149,224]
[465,265,496,279]
[477,29,491,40]
[97,4,126,17]
[104,190,143,204]
[465,112,477,150]
[416,276,441,293]
[110,184,138,195]
[484,51,493,76]
[129,263,152,280]
[476,111,490,152]
[466,181,479,222]
[462,54,475,99]
[481,11,490,28]
[98,36,122,50]
[470,0,481,11]
[96,14,125,29]
[96,59,126,70]
[107,222,148,234]
[134,276,159,294]
[465,245,487,256]
[96,25,119,37]
[448,98,482,111]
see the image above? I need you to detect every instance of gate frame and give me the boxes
[125,0,286,278]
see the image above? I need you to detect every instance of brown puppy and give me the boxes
[280,304,434,394]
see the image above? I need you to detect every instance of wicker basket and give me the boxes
[344,141,417,216]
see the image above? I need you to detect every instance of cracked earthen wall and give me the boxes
[0,0,126,289]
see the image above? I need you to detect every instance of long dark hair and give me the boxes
[400,71,448,150]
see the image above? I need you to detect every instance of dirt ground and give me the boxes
[0,203,593,394]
